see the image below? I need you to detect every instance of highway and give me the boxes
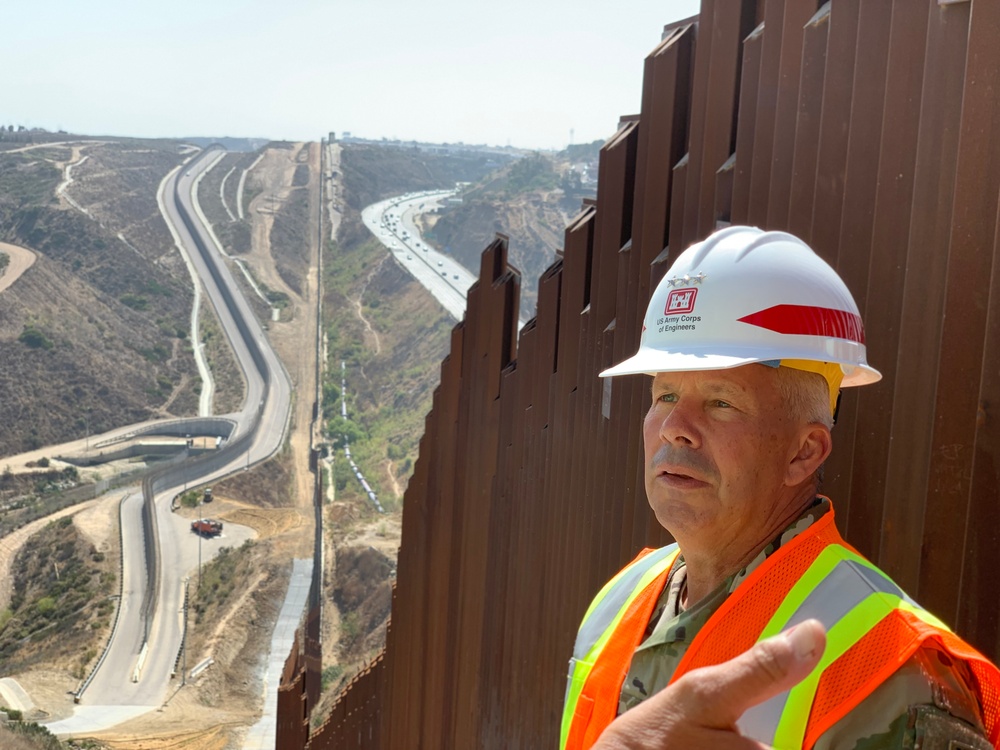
[362,191,528,330]
[45,147,293,735]
[362,190,472,321]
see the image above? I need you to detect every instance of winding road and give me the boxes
[44,147,294,736]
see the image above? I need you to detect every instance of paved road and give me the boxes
[362,190,471,320]
[362,191,527,330]
[45,147,293,735]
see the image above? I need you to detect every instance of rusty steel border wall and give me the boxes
[280,0,1000,746]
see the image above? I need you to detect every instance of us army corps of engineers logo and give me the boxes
[655,287,701,333]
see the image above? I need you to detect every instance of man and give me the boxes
[561,227,1000,749]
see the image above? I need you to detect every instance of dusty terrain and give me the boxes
[0,143,322,748]
[0,141,200,456]
[0,242,36,294]
[0,138,458,747]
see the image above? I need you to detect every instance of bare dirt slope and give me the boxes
[244,142,320,558]
[0,141,200,456]
[0,242,36,293]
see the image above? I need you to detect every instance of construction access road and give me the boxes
[45,147,292,736]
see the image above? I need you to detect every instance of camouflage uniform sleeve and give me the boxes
[813,645,993,749]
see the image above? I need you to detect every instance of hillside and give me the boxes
[0,141,204,457]
[338,144,508,210]
[0,516,117,679]
[310,143,461,716]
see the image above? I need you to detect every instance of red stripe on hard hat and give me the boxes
[737,305,865,344]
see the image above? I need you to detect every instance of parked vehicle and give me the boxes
[191,518,223,537]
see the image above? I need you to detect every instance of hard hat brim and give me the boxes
[599,347,881,387]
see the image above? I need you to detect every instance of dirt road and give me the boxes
[0,242,37,294]
[243,143,321,558]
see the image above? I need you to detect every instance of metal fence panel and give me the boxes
[280,2,1000,746]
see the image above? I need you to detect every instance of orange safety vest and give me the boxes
[561,509,1000,750]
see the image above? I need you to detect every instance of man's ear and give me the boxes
[786,424,833,487]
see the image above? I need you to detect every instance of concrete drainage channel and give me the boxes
[241,558,313,750]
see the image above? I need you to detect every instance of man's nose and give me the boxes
[657,401,700,448]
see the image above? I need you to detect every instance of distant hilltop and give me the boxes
[181,136,272,152]
[332,132,534,159]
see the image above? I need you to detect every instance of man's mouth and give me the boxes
[656,468,707,488]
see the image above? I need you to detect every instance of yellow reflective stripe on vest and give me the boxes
[734,544,947,748]
[574,545,680,661]
[772,595,949,749]
[757,545,898,641]
[560,545,679,750]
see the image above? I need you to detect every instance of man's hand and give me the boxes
[594,619,826,749]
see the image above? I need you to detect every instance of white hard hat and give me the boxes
[601,226,881,396]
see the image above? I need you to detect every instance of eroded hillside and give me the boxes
[0,141,203,456]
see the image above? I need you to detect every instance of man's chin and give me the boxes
[649,496,714,538]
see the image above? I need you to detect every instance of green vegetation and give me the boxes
[195,150,256,256]
[0,251,9,274]
[499,153,559,195]
[321,230,451,512]
[265,287,290,309]
[0,142,200,456]
[0,516,116,673]
[119,293,149,310]
[270,186,310,296]
[198,297,245,414]
[561,139,604,163]
[321,663,344,692]
[326,415,366,448]
[0,154,61,208]
[460,152,559,200]
[339,144,505,210]
[191,540,256,625]
[137,343,169,363]
[18,325,54,350]
[179,489,201,508]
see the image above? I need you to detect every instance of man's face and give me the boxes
[643,365,804,546]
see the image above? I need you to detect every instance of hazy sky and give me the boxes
[4,1,701,150]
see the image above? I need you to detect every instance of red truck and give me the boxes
[191,518,223,537]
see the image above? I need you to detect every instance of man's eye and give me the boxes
[714,400,732,408]
[656,392,677,403]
